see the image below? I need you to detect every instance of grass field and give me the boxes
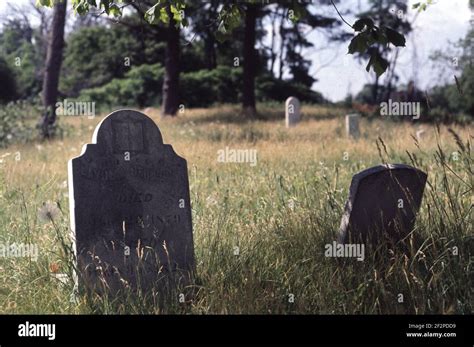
[0,104,472,314]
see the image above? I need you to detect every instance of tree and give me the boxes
[39,0,67,138]
[0,12,43,99]
[38,0,407,117]
[242,3,259,117]
[61,25,142,96]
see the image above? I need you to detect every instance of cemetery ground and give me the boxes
[0,104,471,314]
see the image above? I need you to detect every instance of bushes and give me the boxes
[180,67,242,107]
[78,64,164,111]
[0,101,39,147]
[78,64,327,111]
[60,26,143,96]
[78,65,242,110]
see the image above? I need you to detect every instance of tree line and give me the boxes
[2,0,435,138]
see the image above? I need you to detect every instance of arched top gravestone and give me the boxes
[338,164,427,245]
[68,109,195,294]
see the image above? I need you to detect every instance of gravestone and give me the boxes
[338,164,427,244]
[416,127,426,141]
[345,113,360,139]
[68,109,195,294]
[285,97,301,128]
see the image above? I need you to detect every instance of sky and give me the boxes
[0,0,471,102]
[307,0,472,101]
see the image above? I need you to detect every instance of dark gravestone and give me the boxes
[68,109,195,293]
[338,164,427,244]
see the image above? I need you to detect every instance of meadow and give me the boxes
[0,104,472,314]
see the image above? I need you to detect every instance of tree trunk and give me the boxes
[161,6,180,117]
[269,11,277,74]
[278,12,286,80]
[40,0,67,139]
[205,32,217,70]
[242,4,258,118]
[205,0,218,70]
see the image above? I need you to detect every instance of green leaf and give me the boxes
[216,4,242,42]
[170,4,184,26]
[352,18,374,32]
[36,0,53,7]
[99,0,109,14]
[385,27,406,47]
[145,3,162,24]
[373,56,388,76]
[348,33,368,54]
[371,28,388,45]
[108,4,121,17]
[366,51,389,77]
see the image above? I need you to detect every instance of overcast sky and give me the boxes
[0,0,471,102]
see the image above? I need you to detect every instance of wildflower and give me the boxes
[50,262,60,273]
[38,201,60,223]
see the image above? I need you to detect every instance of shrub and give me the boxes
[0,100,39,147]
[78,64,326,111]
[77,64,164,111]
[180,66,242,107]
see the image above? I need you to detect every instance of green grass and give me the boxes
[0,104,472,314]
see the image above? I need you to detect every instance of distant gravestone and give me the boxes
[345,113,360,139]
[68,109,195,294]
[416,127,426,141]
[338,164,427,244]
[285,97,301,128]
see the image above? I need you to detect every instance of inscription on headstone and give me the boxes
[285,97,301,128]
[345,113,360,139]
[68,109,195,293]
[338,164,427,244]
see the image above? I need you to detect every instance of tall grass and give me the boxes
[0,104,471,314]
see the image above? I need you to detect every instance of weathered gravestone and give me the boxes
[68,109,195,294]
[345,113,360,139]
[338,164,427,244]
[285,97,301,128]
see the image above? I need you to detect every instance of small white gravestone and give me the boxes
[416,127,426,141]
[345,113,360,139]
[285,97,301,128]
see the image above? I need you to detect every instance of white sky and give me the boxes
[0,0,471,102]
[308,0,472,101]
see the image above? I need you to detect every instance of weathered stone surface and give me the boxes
[338,164,427,244]
[345,113,360,139]
[68,109,195,293]
[285,97,301,128]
